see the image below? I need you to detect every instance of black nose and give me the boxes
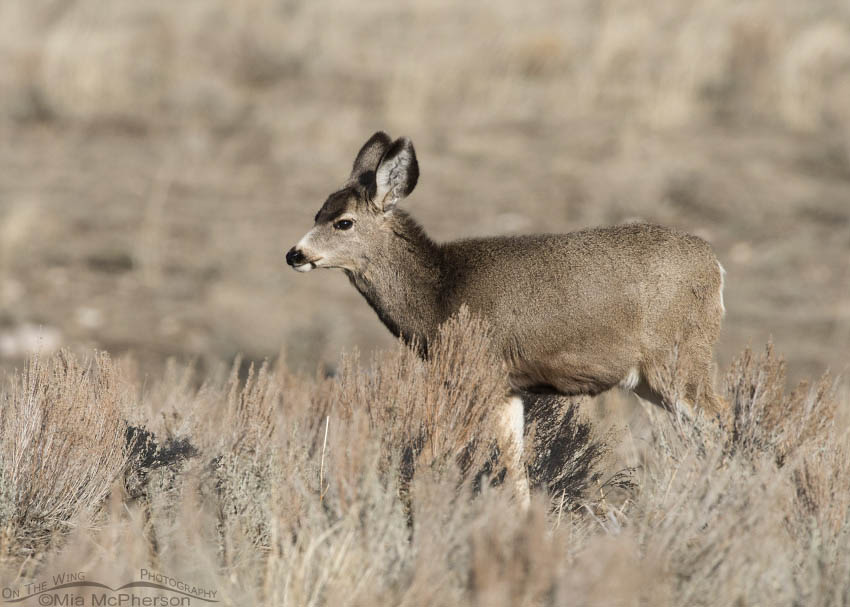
[286,247,305,266]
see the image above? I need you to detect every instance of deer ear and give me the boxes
[374,137,419,212]
[351,131,392,181]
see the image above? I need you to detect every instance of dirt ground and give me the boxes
[1,0,848,387]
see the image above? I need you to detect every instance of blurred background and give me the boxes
[0,0,848,383]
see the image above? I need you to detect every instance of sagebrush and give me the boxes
[0,316,846,606]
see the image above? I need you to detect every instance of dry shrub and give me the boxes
[789,438,850,606]
[627,413,796,606]
[791,440,850,536]
[0,351,129,561]
[330,308,507,485]
[606,341,847,606]
[198,309,497,600]
[725,342,837,463]
[2,332,849,606]
[208,358,286,565]
[129,309,609,604]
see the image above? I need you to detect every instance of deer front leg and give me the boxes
[497,394,530,509]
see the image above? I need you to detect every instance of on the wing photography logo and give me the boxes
[2,570,218,606]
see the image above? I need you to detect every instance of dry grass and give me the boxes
[0,311,846,606]
[0,1,848,605]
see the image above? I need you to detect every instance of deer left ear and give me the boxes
[374,137,418,212]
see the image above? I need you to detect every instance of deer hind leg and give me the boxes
[684,365,727,418]
[635,342,725,420]
[497,394,530,509]
[680,336,727,418]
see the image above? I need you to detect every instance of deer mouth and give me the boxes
[291,257,322,272]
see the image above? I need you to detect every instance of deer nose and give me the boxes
[286,247,305,266]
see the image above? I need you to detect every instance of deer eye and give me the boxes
[333,219,354,231]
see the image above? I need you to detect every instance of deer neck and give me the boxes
[345,211,445,350]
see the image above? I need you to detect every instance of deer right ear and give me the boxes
[351,131,393,181]
[374,137,419,212]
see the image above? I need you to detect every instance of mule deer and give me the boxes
[287,131,726,506]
